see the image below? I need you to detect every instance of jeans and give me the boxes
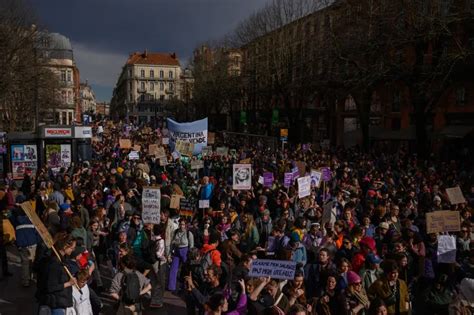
[150,261,167,305]
[50,309,66,315]
[19,245,36,284]
[168,247,188,291]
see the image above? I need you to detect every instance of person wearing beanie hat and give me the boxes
[449,278,474,315]
[352,236,376,273]
[344,271,370,315]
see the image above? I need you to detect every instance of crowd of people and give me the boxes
[0,119,473,315]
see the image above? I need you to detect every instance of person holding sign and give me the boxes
[36,233,78,315]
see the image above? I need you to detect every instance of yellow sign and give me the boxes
[280,129,288,138]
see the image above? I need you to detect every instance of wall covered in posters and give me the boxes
[11,144,38,179]
[46,144,72,173]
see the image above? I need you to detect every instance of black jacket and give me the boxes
[36,254,73,309]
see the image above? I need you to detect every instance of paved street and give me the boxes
[0,245,187,315]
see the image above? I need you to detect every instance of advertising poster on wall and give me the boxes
[46,144,72,173]
[11,144,38,179]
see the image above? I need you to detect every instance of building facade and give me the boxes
[37,32,80,125]
[111,50,189,124]
[79,81,97,114]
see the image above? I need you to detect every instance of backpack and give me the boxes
[121,272,141,305]
[200,249,216,272]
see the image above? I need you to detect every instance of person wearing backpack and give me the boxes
[168,218,194,291]
[109,254,152,315]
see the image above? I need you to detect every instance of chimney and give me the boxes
[171,52,176,59]
[143,49,148,58]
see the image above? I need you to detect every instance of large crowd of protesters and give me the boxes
[0,119,473,315]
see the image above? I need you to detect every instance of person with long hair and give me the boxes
[205,279,246,315]
[343,271,370,315]
[36,233,77,315]
[241,212,259,252]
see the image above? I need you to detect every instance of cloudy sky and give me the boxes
[29,0,268,101]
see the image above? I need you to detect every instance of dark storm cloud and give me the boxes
[29,0,268,100]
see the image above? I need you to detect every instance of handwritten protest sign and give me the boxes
[297,176,311,198]
[142,188,161,224]
[148,144,159,156]
[207,132,215,145]
[199,200,210,208]
[445,186,466,205]
[170,194,182,209]
[426,210,461,234]
[119,139,132,149]
[437,235,457,264]
[162,137,169,145]
[191,160,204,170]
[128,151,139,160]
[249,259,297,280]
[311,170,322,187]
[20,202,54,248]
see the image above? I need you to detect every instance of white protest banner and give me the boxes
[142,187,161,224]
[445,186,466,205]
[233,164,252,190]
[249,259,297,280]
[437,235,457,264]
[199,200,210,208]
[167,118,207,155]
[297,176,311,198]
[128,151,140,160]
[191,160,204,170]
[310,170,322,188]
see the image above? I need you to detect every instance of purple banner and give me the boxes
[284,172,293,188]
[321,167,332,182]
[263,172,274,188]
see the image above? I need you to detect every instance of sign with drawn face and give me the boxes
[233,164,252,190]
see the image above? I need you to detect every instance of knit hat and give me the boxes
[347,271,362,285]
[359,236,376,251]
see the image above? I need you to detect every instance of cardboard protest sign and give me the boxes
[426,210,461,234]
[199,200,210,208]
[142,187,161,224]
[233,164,252,190]
[175,140,194,156]
[263,172,274,188]
[119,139,132,149]
[296,161,306,177]
[191,160,204,170]
[170,194,182,209]
[284,172,293,188]
[128,151,140,160]
[297,176,311,198]
[216,147,229,156]
[310,170,322,187]
[159,157,168,166]
[133,144,141,152]
[202,146,213,157]
[20,202,54,248]
[249,259,297,280]
[445,186,466,205]
[148,144,159,156]
[437,235,457,264]
[208,132,215,144]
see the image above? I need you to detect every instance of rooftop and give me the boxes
[126,50,180,66]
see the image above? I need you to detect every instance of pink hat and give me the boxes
[359,236,376,251]
[347,271,362,285]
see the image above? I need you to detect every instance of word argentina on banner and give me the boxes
[249,259,297,280]
[142,187,161,224]
[167,118,208,155]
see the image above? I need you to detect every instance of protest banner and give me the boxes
[310,169,322,188]
[297,176,311,198]
[20,202,54,248]
[170,194,182,209]
[249,259,297,280]
[119,139,132,149]
[426,210,461,234]
[128,151,139,160]
[284,172,293,188]
[437,235,457,264]
[202,146,213,157]
[142,187,161,224]
[445,186,466,205]
[175,140,194,156]
[321,167,332,182]
[167,118,207,155]
[199,200,210,208]
[191,160,204,170]
[208,132,215,144]
[296,161,306,177]
[233,164,252,190]
[263,172,274,188]
[216,147,229,156]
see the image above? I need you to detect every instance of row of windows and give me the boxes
[131,69,174,79]
[135,81,174,91]
[60,70,72,83]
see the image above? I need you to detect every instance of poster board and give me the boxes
[297,176,311,198]
[426,210,461,234]
[119,139,132,149]
[159,157,168,166]
[284,172,293,188]
[445,186,466,205]
[161,137,169,145]
[216,147,229,156]
[249,259,297,280]
[310,170,322,188]
[437,235,457,264]
[179,199,194,217]
[11,144,38,179]
[142,187,161,224]
[199,200,210,208]
[263,172,274,188]
[233,164,252,190]
[46,144,71,174]
[170,194,182,209]
[20,202,54,248]
[128,151,139,160]
[191,160,204,170]
[148,144,159,156]
[175,140,194,156]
